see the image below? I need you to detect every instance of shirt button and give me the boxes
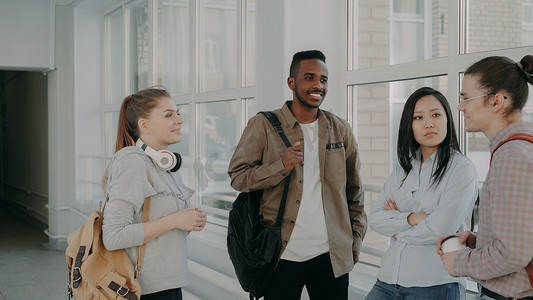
[300,138,304,141]
[296,200,300,204]
[290,220,295,224]
[283,240,288,244]
[283,172,287,176]
[299,180,302,184]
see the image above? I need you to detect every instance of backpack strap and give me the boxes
[258,111,292,228]
[489,132,533,287]
[259,111,292,147]
[71,246,86,288]
[135,168,152,279]
[490,133,533,165]
[108,281,138,300]
[526,260,533,288]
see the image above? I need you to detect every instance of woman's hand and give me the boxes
[384,198,399,211]
[143,207,207,243]
[385,198,429,226]
[407,212,429,226]
[172,207,207,232]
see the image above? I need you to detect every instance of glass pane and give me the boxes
[465,0,529,53]
[168,104,191,184]
[105,8,124,105]
[105,111,119,157]
[391,21,425,64]
[157,0,190,95]
[200,0,238,91]
[351,75,448,264]
[352,0,448,69]
[245,97,257,122]
[245,0,256,87]
[129,0,150,93]
[393,0,424,17]
[196,100,238,219]
[524,1,533,44]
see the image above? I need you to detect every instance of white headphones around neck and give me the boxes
[136,139,182,172]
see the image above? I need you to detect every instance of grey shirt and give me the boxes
[102,146,194,294]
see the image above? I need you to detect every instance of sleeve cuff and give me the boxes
[269,159,290,179]
[452,248,471,276]
[131,222,146,246]
[353,234,363,252]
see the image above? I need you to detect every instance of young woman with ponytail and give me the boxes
[438,55,533,300]
[102,87,206,300]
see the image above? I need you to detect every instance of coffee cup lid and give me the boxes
[442,235,460,243]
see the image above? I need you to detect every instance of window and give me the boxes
[349,0,448,70]
[524,0,533,48]
[104,8,125,105]
[129,0,151,92]
[200,0,238,92]
[103,0,256,223]
[465,0,529,53]
[346,0,532,287]
[157,0,190,95]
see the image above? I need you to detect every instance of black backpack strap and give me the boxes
[258,111,292,228]
[258,111,292,147]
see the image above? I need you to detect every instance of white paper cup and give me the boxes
[441,235,467,253]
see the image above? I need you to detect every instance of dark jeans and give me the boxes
[365,279,465,300]
[142,288,182,300]
[264,252,349,300]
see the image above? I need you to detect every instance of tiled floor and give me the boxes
[0,204,201,300]
[0,204,66,300]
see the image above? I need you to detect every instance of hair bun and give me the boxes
[518,55,533,83]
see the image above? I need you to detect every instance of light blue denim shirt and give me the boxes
[369,150,478,288]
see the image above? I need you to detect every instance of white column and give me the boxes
[47,3,75,249]
[255,0,344,117]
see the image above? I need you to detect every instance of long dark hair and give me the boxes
[397,87,460,186]
[465,55,533,116]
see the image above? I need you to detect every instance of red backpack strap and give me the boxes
[526,260,533,288]
[490,133,533,166]
[489,133,533,287]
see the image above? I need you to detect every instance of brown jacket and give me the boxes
[228,101,367,277]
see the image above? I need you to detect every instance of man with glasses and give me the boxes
[437,56,533,300]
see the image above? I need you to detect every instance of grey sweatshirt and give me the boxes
[102,146,194,294]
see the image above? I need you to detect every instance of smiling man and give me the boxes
[228,50,367,300]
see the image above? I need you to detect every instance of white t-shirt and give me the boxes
[281,119,329,261]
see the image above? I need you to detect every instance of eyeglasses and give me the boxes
[459,93,507,104]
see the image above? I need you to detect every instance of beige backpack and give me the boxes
[66,171,152,299]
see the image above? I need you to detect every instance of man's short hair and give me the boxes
[289,50,326,78]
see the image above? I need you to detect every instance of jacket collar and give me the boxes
[280,101,330,129]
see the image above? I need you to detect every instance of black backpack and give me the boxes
[227,111,292,299]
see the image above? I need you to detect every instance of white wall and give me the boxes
[256,0,345,117]
[0,0,52,71]
[286,0,345,116]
